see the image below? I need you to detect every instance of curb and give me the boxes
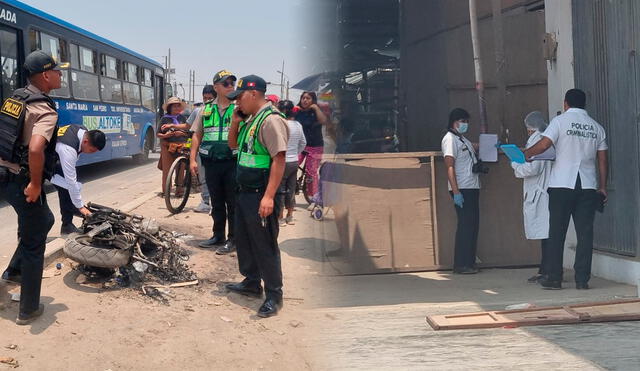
[43,189,161,267]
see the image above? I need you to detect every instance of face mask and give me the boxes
[457,122,469,134]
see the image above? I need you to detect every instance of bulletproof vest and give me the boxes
[0,87,58,180]
[57,124,86,153]
[236,107,285,188]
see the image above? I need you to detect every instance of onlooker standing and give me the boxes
[157,97,189,194]
[295,91,329,205]
[187,85,216,213]
[525,89,608,290]
[441,108,481,274]
[277,100,306,226]
[511,111,553,283]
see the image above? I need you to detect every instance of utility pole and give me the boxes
[167,48,171,86]
[492,0,507,142]
[280,60,285,98]
[286,80,290,100]
[469,0,488,134]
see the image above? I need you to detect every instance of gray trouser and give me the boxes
[197,154,209,201]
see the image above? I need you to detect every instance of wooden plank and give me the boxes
[327,151,441,160]
[426,299,640,330]
[429,155,439,266]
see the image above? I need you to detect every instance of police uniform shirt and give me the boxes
[190,98,232,136]
[441,131,480,191]
[0,84,57,171]
[252,102,289,157]
[50,127,86,208]
[543,108,608,190]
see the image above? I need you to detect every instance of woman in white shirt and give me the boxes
[441,108,481,274]
[277,100,307,225]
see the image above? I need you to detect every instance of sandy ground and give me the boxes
[0,191,326,370]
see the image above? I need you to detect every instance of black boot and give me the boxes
[257,297,283,318]
[225,280,263,298]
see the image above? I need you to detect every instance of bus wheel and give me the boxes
[133,129,153,164]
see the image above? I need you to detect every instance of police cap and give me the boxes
[226,75,267,100]
[24,50,70,76]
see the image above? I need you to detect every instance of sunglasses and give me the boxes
[221,80,235,88]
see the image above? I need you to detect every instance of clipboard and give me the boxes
[499,144,526,164]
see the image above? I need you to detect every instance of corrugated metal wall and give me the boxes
[573,0,639,256]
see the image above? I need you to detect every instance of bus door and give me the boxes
[0,26,20,102]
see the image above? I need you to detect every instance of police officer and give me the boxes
[51,125,106,234]
[225,75,289,318]
[187,85,216,214]
[0,50,68,325]
[525,89,608,290]
[190,71,238,254]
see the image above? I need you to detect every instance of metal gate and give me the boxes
[572,0,639,256]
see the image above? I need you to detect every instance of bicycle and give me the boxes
[164,141,199,214]
[296,151,315,205]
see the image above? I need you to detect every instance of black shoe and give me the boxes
[216,240,236,255]
[257,297,283,318]
[527,274,544,283]
[225,280,263,298]
[60,223,80,235]
[453,267,479,275]
[576,282,590,290]
[16,304,44,326]
[1,269,21,284]
[198,235,224,248]
[539,278,562,290]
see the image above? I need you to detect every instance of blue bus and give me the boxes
[0,0,167,164]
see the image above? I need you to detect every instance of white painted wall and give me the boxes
[545,0,575,119]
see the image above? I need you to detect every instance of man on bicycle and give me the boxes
[190,70,238,254]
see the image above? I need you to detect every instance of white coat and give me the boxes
[511,131,552,240]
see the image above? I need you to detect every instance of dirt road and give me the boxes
[0,189,325,370]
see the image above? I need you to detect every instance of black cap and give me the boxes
[23,50,69,76]
[226,75,267,100]
[213,69,236,84]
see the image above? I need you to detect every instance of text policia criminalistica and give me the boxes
[566,122,598,139]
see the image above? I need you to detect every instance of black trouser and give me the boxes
[538,239,550,275]
[547,177,597,283]
[54,185,79,225]
[278,161,298,210]
[202,158,237,240]
[2,180,55,315]
[235,189,283,300]
[450,189,480,269]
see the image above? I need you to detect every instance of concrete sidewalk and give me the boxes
[284,209,640,370]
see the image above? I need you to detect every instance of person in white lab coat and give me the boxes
[511,111,553,283]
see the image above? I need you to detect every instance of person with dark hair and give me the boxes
[0,50,69,324]
[525,88,608,290]
[295,91,329,208]
[189,70,239,254]
[441,107,481,274]
[277,99,306,225]
[226,74,289,317]
[50,125,106,234]
[187,85,216,213]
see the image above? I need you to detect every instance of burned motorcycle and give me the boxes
[63,202,196,284]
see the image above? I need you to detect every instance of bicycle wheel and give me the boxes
[164,156,192,214]
[302,172,314,204]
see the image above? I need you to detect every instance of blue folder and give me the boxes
[499,144,526,164]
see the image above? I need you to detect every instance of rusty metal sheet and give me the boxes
[427,299,640,330]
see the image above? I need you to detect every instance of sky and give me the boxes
[21,0,328,102]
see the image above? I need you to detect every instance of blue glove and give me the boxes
[453,193,464,208]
